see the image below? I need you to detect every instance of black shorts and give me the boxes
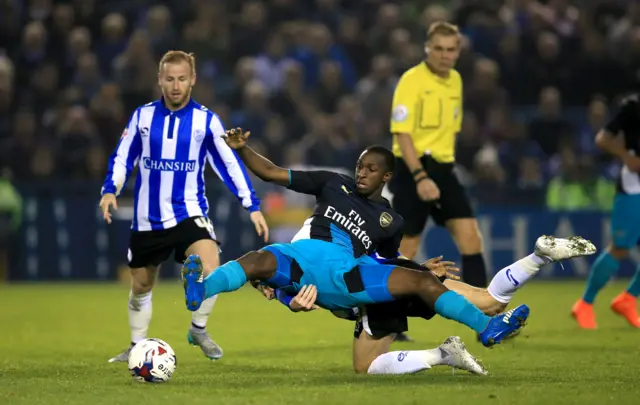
[353,259,446,339]
[353,298,437,339]
[128,216,216,268]
[389,155,475,236]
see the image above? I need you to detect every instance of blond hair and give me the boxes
[158,50,196,74]
[427,21,460,40]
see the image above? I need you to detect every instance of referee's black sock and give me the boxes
[461,253,488,288]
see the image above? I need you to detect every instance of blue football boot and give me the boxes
[478,304,530,347]
[182,254,206,311]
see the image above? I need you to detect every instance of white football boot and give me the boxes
[439,336,488,376]
[534,235,596,261]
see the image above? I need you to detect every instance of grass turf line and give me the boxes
[1,281,639,405]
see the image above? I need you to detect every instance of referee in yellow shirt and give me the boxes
[389,21,487,288]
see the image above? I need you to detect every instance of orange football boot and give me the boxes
[611,292,640,327]
[572,299,597,329]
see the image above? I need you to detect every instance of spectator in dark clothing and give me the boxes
[528,86,574,158]
[0,0,635,209]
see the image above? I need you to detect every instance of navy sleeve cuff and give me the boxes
[101,185,116,196]
[275,289,294,311]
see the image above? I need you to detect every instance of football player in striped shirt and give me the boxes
[100,51,269,363]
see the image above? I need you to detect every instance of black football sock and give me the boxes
[461,253,488,287]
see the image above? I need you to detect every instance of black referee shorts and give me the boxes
[128,216,216,268]
[354,259,446,339]
[389,155,475,237]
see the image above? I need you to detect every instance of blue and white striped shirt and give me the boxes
[101,98,260,231]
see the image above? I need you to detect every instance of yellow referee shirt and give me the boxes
[390,62,463,163]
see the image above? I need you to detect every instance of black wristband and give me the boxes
[411,168,425,177]
[415,176,429,184]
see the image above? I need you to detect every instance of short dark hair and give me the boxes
[364,145,395,173]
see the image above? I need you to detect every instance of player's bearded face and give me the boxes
[158,60,195,108]
[426,34,460,74]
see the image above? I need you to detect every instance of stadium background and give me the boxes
[1,0,640,282]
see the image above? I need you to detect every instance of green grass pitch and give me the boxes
[1,280,639,405]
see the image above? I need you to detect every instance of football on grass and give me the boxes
[128,338,177,383]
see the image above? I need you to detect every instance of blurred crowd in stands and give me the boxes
[1,0,638,211]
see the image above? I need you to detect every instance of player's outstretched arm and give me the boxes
[206,118,261,212]
[101,109,143,196]
[99,109,143,223]
[206,117,269,241]
[223,128,290,186]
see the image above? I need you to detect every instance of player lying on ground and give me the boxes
[253,262,489,376]
[254,235,595,375]
[182,128,530,347]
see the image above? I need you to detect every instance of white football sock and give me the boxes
[191,295,218,329]
[487,253,552,304]
[128,291,152,344]
[367,349,447,374]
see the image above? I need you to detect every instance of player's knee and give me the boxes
[131,276,154,294]
[392,270,440,297]
[414,271,446,297]
[186,240,220,274]
[130,267,157,293]
[237,250,276,280]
